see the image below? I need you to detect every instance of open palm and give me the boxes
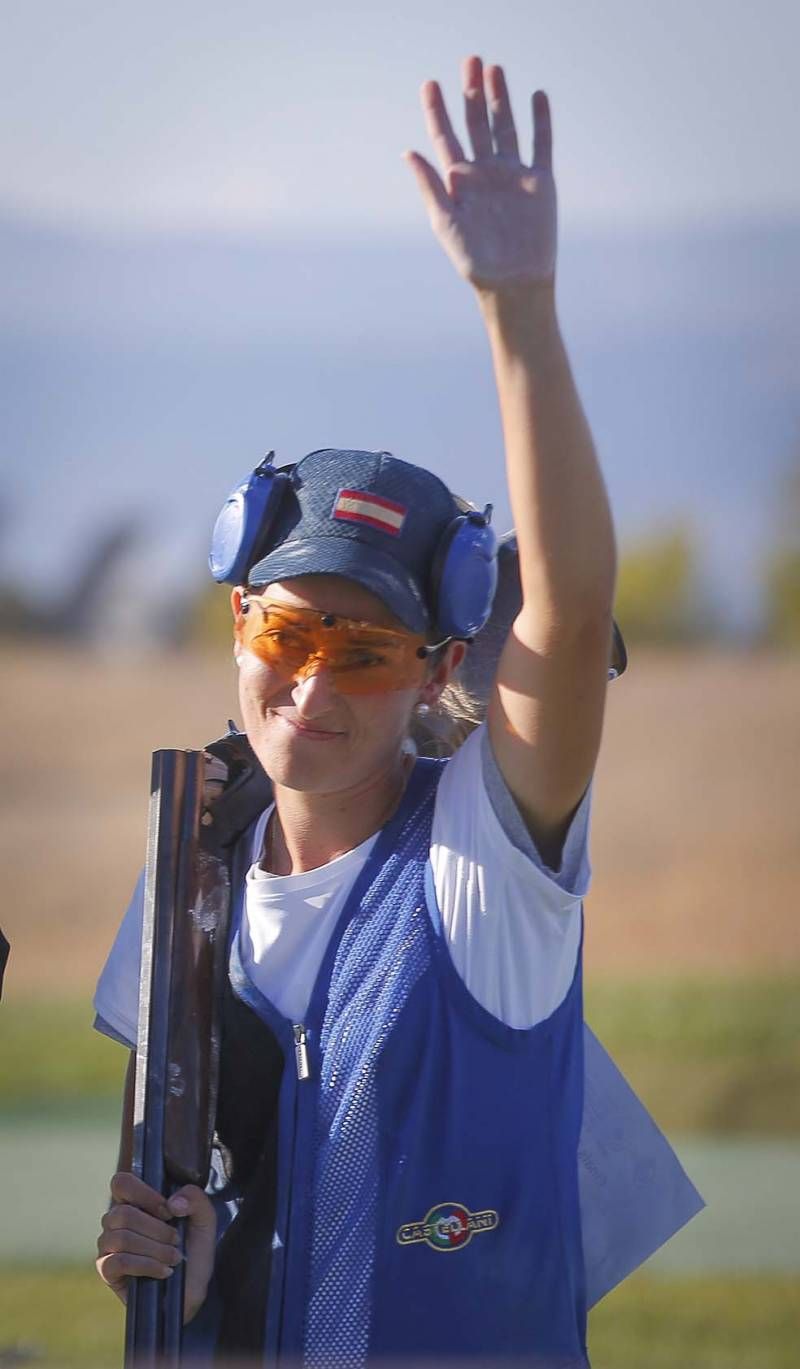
[405,56,556,289]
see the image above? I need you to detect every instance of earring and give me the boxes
[415,702,430,716]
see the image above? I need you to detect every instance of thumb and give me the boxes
[167,1185,217,1323]
[167,1184,215,1231]
[402,150,451,217]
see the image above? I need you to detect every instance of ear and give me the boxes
[231,587,246,660]
[416,640,467,707]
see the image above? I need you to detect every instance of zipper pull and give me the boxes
[294,1024,310,1081]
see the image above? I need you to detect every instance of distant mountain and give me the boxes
[1,211,798,633]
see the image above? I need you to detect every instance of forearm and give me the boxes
[477,281,616,633]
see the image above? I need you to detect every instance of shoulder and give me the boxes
[434,724,592,898]
[429,724,591,1028]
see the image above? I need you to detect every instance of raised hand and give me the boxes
[404,56,556,291]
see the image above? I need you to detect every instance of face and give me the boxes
[231,575,463,797]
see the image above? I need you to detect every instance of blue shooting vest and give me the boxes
[217,757,590,1368]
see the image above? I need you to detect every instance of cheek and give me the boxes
[353,690,416,740]
[236,653,285,713]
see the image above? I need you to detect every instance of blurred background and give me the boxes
[0,1,798,1365]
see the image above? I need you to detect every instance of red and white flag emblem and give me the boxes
[332,488,407,537]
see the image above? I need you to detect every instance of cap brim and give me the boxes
[247,536,430,633]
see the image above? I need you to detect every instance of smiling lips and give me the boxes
[274,713,346,741]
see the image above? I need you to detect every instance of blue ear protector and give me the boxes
[208,453,291,586]
[209,454,498,639]
[430,507,498,640]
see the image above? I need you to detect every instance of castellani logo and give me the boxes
[396,1202,500,1252]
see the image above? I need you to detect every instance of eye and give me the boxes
[340,649,387,669]
[263,626,305,647]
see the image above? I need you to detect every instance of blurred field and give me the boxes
[2,979,798,1135]
[1,640,798,1368]
[0,1266,798,1369]
[1,642,798,994]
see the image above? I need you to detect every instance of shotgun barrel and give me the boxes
[125,749,230,1367]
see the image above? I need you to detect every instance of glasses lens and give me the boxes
[236,600,426,693]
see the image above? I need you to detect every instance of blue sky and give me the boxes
[2,0,798,235]
[1,3,797,635]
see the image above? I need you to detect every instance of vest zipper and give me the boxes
[277,1023,315,1363]
[293,1024,310,1081]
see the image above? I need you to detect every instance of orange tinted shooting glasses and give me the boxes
[235,596,430,694]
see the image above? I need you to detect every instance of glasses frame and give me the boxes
[235,594,435,694]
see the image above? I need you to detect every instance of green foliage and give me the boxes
[0,583,33,636]
[0,998,127,1113]
[614,526,705,644]
[0,1265,797,1368]
[3,979,798,1135]
[764,548,800,648]
[584,977,799,1061]
[184,581,236,650]
[762,451,800,648]
[0,1263,123,1368]
[584,977,800,1136]
[590,1273,800,1369]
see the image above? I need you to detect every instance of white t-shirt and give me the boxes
[94,723,591,1041]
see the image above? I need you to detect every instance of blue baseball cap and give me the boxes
[247,448,463,634]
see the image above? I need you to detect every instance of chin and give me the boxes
[246,726,353,795]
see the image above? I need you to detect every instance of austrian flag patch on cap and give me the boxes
[332,488,407,537]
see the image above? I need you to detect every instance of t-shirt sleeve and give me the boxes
[478,724,592,897]
[93,871,145,1050]
[429,722,591,1030]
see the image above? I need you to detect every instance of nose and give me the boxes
[291,663,338,718]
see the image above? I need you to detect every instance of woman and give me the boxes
[95,57,618,1366]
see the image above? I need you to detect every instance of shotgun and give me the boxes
[124,732,271,1367]
[125,748,228,1367]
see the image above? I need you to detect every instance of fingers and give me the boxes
[462,55,493,160]
[485,64,520,161]
[97,1177,217,1322]
[96,1250,177,1301]
[110,1171,172,1221]
[98,1225,182,1268]
[421,80,464,173]
[98,1179,182,1296]
[532,89,553,171]
[420,59,542,171]
[402,150,451,217]
[101,1201,180,1250]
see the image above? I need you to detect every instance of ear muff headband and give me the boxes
[209,454,498,637]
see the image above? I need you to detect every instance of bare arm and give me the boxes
[406,56,616,864]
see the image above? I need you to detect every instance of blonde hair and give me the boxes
[409,673,485,759]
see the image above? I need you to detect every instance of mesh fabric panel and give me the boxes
[302,775,438,1369]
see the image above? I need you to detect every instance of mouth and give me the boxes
[273,713,347,742]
